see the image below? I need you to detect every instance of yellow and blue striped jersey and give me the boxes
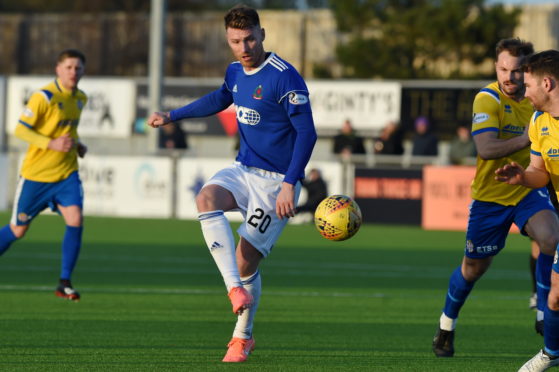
[470,81,534,205]
[529,111,559,200]
[16,79,87,182]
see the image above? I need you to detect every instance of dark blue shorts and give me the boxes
[11,171,83,226]
[465,187,555,258]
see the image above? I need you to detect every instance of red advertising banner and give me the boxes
[422,166,475,231]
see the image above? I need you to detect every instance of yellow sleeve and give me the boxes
[14,91,51,149]
[529,112,541,154]
[14,124,51,149]
[471,91,501,134]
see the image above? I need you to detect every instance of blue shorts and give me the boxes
[11,171,83,226]
[465,187,555,259]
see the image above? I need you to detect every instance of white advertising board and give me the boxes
[0,154,8,211]
[307,80,401,132]
[176,158,344,221]
[6,77,136,138]
[79,156,172,217]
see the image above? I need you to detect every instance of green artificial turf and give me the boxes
[0,212,542,371]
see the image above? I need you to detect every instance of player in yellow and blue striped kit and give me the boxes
[0,49,88,301]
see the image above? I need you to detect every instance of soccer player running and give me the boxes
[432,39,559,358]
[147,5,317,363]
[495,49,559,372]
[0,49,88,301]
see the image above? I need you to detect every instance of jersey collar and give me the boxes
[54,78,76,96]
[243,52,275,76]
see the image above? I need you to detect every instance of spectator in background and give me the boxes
[295,168,328,216]
[158,123,188,149]
[333,119,366,159]
[411,116,438,156]
[373,120,404,155]
[449,125,477,165]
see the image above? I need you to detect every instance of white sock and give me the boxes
[233,270,261,339]
[440,313,457,331]
[198,211,242,291]
[537,310,544,322]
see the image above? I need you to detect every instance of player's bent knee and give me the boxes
[11,224,29,239]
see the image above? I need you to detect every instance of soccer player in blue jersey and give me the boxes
[148,5,317,363]
[0,49,88,301]
[432,39,559,358]
[495,49,559,372]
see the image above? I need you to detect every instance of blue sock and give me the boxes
[544,306,559,357]
[443,266,475,319]
[0,224,18,255]
[60,226,83,280]
[536,253,553,312]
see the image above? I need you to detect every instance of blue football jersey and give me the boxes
[224,53,314,182]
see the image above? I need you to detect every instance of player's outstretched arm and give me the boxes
[495,161,526,185]
[147,112,172,128]
[495,155,550,189]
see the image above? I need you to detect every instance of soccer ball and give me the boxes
[314,195,362,241]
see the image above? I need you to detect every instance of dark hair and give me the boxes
[57,49,86,64]
[495,38,534,59]
[523,50,559,80]
[224,4,260,30]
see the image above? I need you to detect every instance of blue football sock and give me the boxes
[0,224,18,255]
[443,266,475,319]
[60,226,83,280]
[536,253,553,312]
[544,306,559,357]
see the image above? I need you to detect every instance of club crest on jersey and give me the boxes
[288,92,308,105]
[77,100,84,110]
[17,213,30,223]
[236,105,261,125]
[541,127,549,136]
[58,102,64,110]
[252,85,263,100]
[504,104,512,113]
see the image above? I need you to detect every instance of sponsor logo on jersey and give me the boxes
[252,85,263,100]
[502,124,524,135]
[22,108,34,118]
[504,104,512,113]
[554,251,558,265]
[232,84,238,93]
[466,240,474,253]
[472,113,489,124]
[236,105,261,125]
[288,92,308,105]
[547,148,559,159]
[541,126,549,136]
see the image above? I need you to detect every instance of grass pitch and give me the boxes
[0,212,542,371]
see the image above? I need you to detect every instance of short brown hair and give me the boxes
[495,38,534,59]
[523,50,559,80]
[224,5,260,30]
[57,49,86,64]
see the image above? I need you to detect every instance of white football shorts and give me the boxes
[203,162,301,257]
